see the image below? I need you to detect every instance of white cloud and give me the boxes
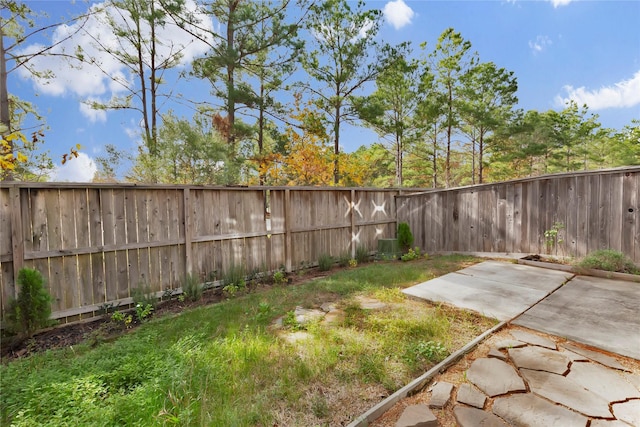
[549,0,573,7]
[383,0,415,30]
[555,70,640,110]
[529,35,552,53]
[79,99,107,123]
[49,152,97,182]
[17,0,214,113]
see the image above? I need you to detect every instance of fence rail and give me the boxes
[397,167,640,263]
[0,184,400,323]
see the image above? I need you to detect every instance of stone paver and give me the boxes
[453,405,507,427]
[560,343,629,371]
[395,404,438,427]
[510,330,556,349]
[428,381,454,409]
[520,368,612,418]
[559,348,590,362]
[508,346,570,374]
[492,393,588,427]
[466,358,526,397]
[514,276,640,360]
[455,383,486,409]
[293,307,325,325]
[624,372,640,390]
[391,263,640,427]
[567,361,640,402]
[487,348,506,360]
[612,400,640,427]
[322,308,345,325]
[355,296,387,310]
[590,420,634,427]
[494,339,526,350]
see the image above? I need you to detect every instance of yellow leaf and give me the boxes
[17,152,28,162]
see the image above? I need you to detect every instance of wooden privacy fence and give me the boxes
[0,184,400,323]
[397,167,640,263]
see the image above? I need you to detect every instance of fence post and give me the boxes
[350,189,356,259]
[9,185,24,298]
[183,188,192,276]
[284,189,292,273]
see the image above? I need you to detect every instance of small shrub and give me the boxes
[135,303,154,322]
[182,273,202,302]
[6,268,52,337]
[401,247,422,262]
[223,264,246,297]
[576,249,639,274]
[397,222,414,252]
[355,246,370,264]
[273,270,287,285]
[338,252,351,268]
[348,258,358,268]
[318,253,334,272]
[111,311,133,328]
[131,283,156,309]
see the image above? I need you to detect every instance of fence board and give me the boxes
[398,168,640,262]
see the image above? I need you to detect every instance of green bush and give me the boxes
[182,273,202,302]
[6,268,52,337]
[337,251,351,268]
[397,222,414,252]
[223,264,246,296]
[355,246,370,264]
[131,283,156,309]
[272,270,287,285]
[318,253,334,272]
[576,249,639,274]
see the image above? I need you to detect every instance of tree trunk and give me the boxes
[446,83,452,188]
[333,102,340,185]
[150,0,157,156]
[226,1,238,151]
[0,26,12,181]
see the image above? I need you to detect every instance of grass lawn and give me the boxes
[1,255,497,426]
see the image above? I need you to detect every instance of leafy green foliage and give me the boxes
[397,222,414,251]
[544,222,564,255]
[272,270,287,285]
[576,250,639,274]
[401,247,423,262]
[5,268,52,337]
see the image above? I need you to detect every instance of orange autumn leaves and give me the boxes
[258,97,369,187]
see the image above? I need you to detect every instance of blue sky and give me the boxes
[6,0,640,181]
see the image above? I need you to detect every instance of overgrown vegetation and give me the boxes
[0,255,492,426]
[318,253,334,272]
[5,268,52,338]
[181,273,203,302]
[576,249,639,275]
[222,264,246,296]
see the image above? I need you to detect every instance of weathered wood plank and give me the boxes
[598,174,611,251]
[621,172,637,258]
[587,174,600,254]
